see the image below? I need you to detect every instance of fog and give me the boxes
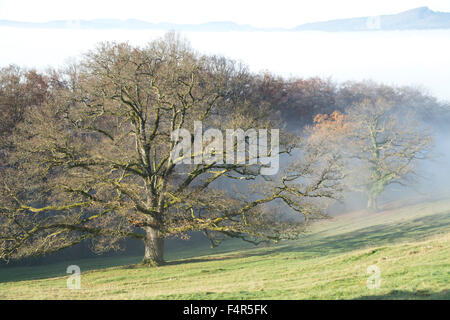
[2,26,450,263]
[7,24,447,210]
[1,27,450,101]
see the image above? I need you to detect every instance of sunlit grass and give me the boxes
[1,198,449,299]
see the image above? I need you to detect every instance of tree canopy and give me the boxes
[0,34,344,265]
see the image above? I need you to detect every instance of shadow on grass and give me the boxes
[282,211,450,257]
[141,211,450,267]
[0,255,142,284]
[355,289,450,300]
[2,210,449,283]
[165,250,274,266]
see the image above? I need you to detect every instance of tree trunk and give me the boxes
[367,194,378,212]
[142,226,165,266]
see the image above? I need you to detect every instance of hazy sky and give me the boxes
[1,0,450,28]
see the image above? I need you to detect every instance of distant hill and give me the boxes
[0,19,263,32]
[293,7,450,31]
[1,7,450,32]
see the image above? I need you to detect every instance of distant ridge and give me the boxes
[1,7,450,32]
[0,19,265,32]
[293,7,450,31]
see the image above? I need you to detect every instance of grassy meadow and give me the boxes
[0,197,449,299]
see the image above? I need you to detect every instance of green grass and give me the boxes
[0,198,449,299]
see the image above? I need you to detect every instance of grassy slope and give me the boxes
[0,198,449,299]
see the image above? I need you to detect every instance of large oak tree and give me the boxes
[0,34,343,266]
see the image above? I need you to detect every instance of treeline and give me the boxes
[1,65,448,150]
[250,74,450,128]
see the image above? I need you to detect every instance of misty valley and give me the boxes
[0,3,449,306]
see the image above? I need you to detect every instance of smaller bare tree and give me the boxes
[311,99,433,211]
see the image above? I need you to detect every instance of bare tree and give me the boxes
[0,34,343,266]
[311,98,433,211]
[0,66,49,155]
